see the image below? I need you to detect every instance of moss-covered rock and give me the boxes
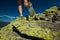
[0,6,60,40]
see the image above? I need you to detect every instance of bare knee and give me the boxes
[24,0,30,7]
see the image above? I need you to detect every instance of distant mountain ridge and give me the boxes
[0,15,16,22]
[0,21,10,28]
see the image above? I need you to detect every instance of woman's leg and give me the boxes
[18,0,23,16]
[24,0,30,7]
[24,0,35,17]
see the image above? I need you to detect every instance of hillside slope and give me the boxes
[0,6,60,40]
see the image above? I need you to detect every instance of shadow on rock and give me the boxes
[12,25,45,40]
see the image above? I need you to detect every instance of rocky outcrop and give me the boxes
[0,6,60,40]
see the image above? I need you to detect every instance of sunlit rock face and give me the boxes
[0,6,60,40]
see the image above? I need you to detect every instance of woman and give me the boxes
[17,0,30,16]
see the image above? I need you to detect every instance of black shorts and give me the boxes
[17,0,29,5]
[17,0,23,5]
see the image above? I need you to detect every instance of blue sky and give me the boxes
[0,0,60,22]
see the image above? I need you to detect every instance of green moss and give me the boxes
[0,6,60,40]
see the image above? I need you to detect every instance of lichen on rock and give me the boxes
[0,6,60,40]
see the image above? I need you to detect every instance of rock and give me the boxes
[0,6,60,40]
